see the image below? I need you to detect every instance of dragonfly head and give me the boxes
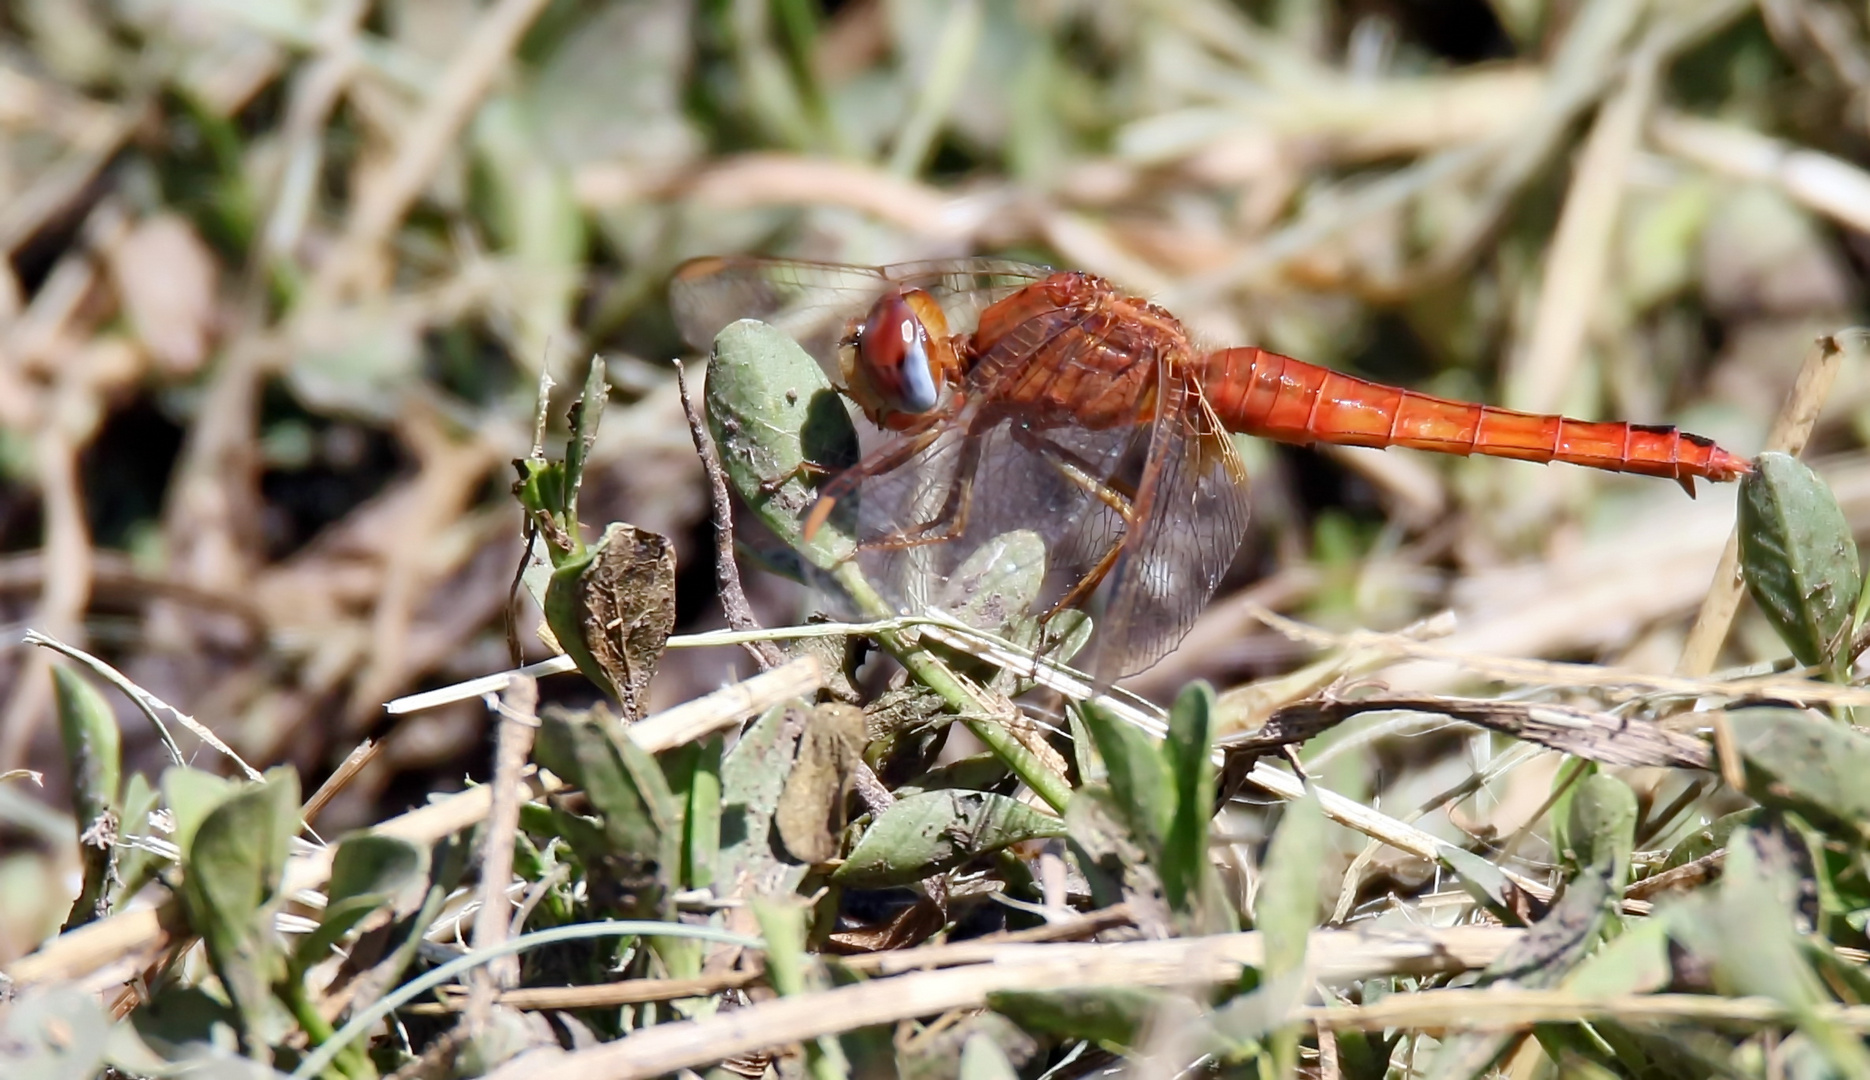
[842,289,959,425]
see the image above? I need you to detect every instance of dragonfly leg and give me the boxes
[758,459,833,497]
[805,424,945,541]
[1005,427,1140,622]
[1008,427,1142,523]
[1044,534,1125,621]
[861,429,985,552]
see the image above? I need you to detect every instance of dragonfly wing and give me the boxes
[838,409,1139,640]
[673,254,1054,371]
[1092,366,1254,679]
[670,258,891,367]
[669,256,1051,367]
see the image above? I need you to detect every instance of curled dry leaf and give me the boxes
[107,212,218,376]
[775,702,866,865]
[546,523,677,719]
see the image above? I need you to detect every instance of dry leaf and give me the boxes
[775,702,866,865]
[108,213,218,375]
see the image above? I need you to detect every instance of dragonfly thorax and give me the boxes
[842,288,962,428]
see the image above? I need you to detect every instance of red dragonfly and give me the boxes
[671,256,1752,678]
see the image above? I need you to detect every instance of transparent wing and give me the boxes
[669,255,1051,368]
[1091,368,1254,679]
[832,410,1142,639]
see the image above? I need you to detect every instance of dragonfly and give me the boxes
[670,256,1753,679]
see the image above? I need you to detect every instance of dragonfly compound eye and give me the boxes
[858,291,942,415]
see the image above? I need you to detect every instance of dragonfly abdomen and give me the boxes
[1204,347,1753,488]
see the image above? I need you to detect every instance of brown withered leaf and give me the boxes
[109,212,219,376]
[572,523,676,720]
[824,895,946,954]
[775,702,866,865]
[1220,695,1712,771]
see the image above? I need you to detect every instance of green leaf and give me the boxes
[122,984,238,1065]
[160,766,239,859]
[663,734,724,891]
[1257,790,1324,974]
[514,354,612,563]
[111,773,164,909]
[1254,788,1323,1077]
[184,767,298,934]
[512,457,571,532]
[717,701,809,892]
[1075,699,1174,854]
[704,319,860,568]
[1566,773,1637,889]
[751,896,813,998]
[892,753,1009,797]
[1670,834,1870,1075]
[987,985,1178,1048]
[1563,915,1673,996]
[562,354,609,530]
[751,897,850,1080]
[1439,843,1531,926]
[181,768,299,1049]
[1206,967,1309,1049]
[535,704,680,916]
[52,665,119,825]
[1161,682,1220,923]
[1725,707,1870,842]
[834,790,1066,888]
[1429,776,1635,1079]
[293,833,427,971]
[52,664,121,932]
[1738,452,1862,674]
[936,529,1047,630]
[1065,785,1160,913]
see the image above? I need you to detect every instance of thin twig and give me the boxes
[23,630,253,779]
[672,357,786,670]
[467,675,539,1028]
[302,739,384,825]
[422,969,762,1013]
[1246,603,1870,708]
[480,926,1523,1080]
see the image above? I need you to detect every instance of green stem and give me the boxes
[835,566,1073,813]
[281,978,373,1080]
